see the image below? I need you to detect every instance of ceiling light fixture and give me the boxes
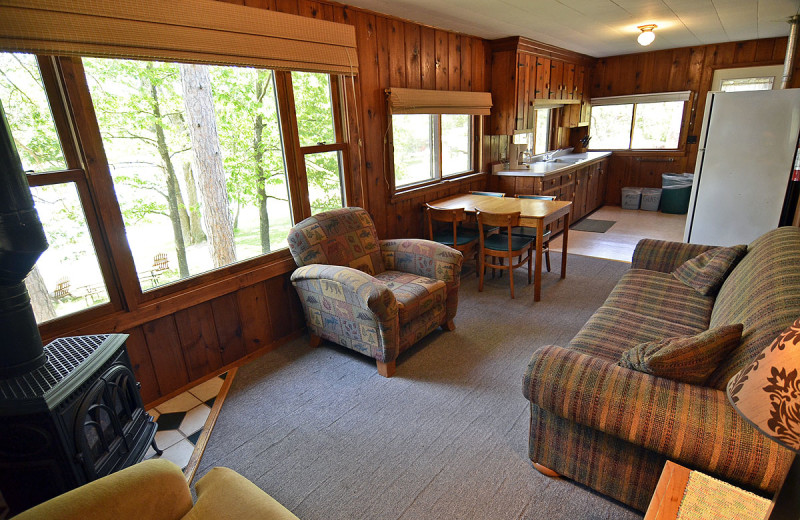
[637,24,657,46]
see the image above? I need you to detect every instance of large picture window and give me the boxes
[589,91,690,150]
[83,58,294,290]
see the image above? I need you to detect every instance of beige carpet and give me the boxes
[194,253,643,520]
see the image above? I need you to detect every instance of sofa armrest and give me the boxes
[291,264,397,322]
[523,345,793,488]
[15,459,192,520]
[183,467,299,520]
[631,239,717,273]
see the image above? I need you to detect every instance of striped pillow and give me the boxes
[672,244,748,296]
[618,324,744,385]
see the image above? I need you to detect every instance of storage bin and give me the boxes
[662,173,693,187]
[661,185,692,214]
[640,188,662,211]
[621,187,642,210]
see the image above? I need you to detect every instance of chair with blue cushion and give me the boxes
[476,210,534,299]
[501,194,555,272]
[469,190,506,197]
[425,204,480,276]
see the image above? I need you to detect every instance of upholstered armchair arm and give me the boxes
[523,345,793,491]
[291,264,398,321]
[631,239,717,273]
[15,459,192,520]
[380,238,463,322]
[291,264,400,363]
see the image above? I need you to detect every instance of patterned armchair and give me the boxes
[288,207,463,377]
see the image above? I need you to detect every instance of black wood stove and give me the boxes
[0,101,157,515]
[0,334,157,515]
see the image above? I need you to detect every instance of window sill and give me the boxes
[40,250,298,342]
[390,172,487,203]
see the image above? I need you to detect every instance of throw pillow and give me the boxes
[618,324,744,385]
[672,244,748,296]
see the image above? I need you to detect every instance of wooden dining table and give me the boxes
[428,193,572,302]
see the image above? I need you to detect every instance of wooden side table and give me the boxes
[645,461,771,520]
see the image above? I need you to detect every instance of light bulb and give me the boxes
[637,25,656,46]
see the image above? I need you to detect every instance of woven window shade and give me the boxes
[387,88,492,115]
[0,0,359,74]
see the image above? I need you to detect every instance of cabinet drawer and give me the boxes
[543,176,560,190]
[561,171,574,184]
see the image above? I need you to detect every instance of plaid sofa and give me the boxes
[288,207,463,377]
[523,226,800,511]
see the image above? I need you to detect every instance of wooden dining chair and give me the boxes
[505,194,555,272]
[425,204,480,276]
[476,210,535,299]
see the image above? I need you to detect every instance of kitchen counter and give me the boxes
[495,151,611,177]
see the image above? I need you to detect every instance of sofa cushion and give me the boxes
[672,244,747,296]
[709,227,800,389]
[568,307,707,362]
[618,324,743,385]
[602,269,715,331]
[373,270,446,325]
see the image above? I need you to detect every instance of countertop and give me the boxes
[495,151,611,177]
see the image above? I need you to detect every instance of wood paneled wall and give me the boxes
[123,273,303,403]
[220,0,492,240]
[591,37,798,204]
[47,0,493,405]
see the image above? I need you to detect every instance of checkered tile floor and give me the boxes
[145,373,226,470]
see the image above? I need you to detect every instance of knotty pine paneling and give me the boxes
[122,277,302,404]
[214,0,492,240]
[592,36,797,192]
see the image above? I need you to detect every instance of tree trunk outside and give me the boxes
[145,64,190,278]
[175,174,192,245]
[254,112,270,254]
[25,266,56,322]
[254,71,270,254]
[179,63,236,268]
[183,161,207,244]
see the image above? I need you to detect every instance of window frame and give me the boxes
[4,52,355,335]
[388,112,480,194]
[588,91,692,152]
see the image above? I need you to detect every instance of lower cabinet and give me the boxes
[488,157,608,235]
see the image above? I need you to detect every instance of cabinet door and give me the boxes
[575,167,588,219]
[535,57,551,100]
[564,63,575,100]
[515,53,531,130]
[587,164,599,212]
[549,60,563,100]
[574,64,585,101]
[597,159,608,206]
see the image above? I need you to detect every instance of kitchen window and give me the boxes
[386,87,491,191]
[589,91,690,150]
[533,108,552,154]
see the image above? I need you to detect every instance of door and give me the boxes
[685,90,800,245]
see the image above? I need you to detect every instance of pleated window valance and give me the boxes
[387,88,492,115]
[591,91,690,106]
[0,0,359,74]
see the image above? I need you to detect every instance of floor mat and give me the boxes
[571,218,616,233]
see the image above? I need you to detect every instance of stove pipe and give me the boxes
[0,101,49,377]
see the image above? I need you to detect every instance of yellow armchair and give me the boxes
[14,459,299,520]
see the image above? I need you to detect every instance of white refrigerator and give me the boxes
[684,89,800,246]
